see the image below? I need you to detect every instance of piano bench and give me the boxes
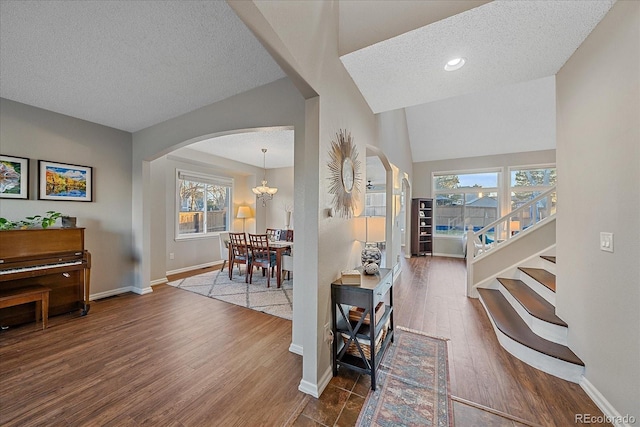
[0,285,51,330]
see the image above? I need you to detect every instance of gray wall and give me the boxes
[0,98,133,297]
[556,1,639,418]
[412,149,556,257]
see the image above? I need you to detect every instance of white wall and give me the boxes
[556,1,639,419]
[0,98,134,297]
[377,109,414,268]
[265,166,294,230]
[233,0,415,397]
[412,149,556,257]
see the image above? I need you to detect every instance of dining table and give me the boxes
[226,238,293,288]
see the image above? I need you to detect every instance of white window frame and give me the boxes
[508,163,556,193]
[432,168,502,239]
[175,169,233,240]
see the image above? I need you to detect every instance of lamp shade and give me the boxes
[237,206,252,219]
[366,216,386,242]
[356,216,386,243]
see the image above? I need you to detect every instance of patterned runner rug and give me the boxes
[167,267,293,320]
[356,327,453,426]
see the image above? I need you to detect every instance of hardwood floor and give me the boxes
[0,284,306,427]
[394,256,609,427]
[0,256,609,426]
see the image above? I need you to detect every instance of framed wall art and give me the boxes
[0,154,29,199]
[38,160,93,202]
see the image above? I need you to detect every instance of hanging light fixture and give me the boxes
[252,148,278,206]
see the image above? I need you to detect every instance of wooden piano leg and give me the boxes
[42,290,49,329]
[81,251,91,316]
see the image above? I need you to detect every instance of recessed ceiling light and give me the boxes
[444,57,466,71]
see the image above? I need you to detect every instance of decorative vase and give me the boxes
[285,211,291,229]
[361,243,382,275]
[62,216,77,228]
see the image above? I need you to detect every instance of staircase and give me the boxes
[465,187,585,383]
[477,254,585,383]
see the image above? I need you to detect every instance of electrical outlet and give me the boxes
[600,232,614,253]
[169,252,175,260]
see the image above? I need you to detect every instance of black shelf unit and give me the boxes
[331,267,394,391]
[411,198,433,256]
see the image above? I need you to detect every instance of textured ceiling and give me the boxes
[0,0,617,167]
[340,0,615,114]
[0,1,285,132]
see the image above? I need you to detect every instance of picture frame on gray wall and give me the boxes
[38,160,93,202]
[0,154,29,200]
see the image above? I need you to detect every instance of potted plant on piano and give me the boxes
[0,211,62,230]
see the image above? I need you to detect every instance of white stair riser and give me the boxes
[479,297,584,383]
[541,259,556,275]
[519,272,556,305]
[496,283,568,345]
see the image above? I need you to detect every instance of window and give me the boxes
[509,165,557,222]
[433,171,500,237]
[176,170,232,238]
[365,192,386,216]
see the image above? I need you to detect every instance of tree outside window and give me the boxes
[177,171,232,237]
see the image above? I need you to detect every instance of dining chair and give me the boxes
[266,228,279,241]
[229,232,251,282]
[219,232,229,272]
[282,253,293,281]
[248,234,277,287]
[283,230,293,242]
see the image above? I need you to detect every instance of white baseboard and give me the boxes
[580,377,636,427]
[298,379,319,398]
[150,277,168,286]
[91,286,135,300]
[298,365,333,399]
[433,252,464,259]
[289,342,303,356]
[131,286,153,295]
[91,284,155,300]
[166,260,221,277]
[317,365,333,396]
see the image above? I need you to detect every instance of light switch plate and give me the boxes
[600,232,614,253]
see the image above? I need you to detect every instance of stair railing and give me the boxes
[466,186,556,260]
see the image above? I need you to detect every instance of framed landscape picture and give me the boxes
[0,154,29,199]
[39,160,93,202]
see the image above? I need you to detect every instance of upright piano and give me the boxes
[0,227,91,327]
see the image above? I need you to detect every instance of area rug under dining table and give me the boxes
[167,267,293,320]
[356,326,453,427]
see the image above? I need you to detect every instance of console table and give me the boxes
[331,267,394,390]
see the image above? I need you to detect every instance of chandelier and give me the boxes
[252,148,278,206]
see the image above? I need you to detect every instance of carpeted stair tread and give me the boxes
[496,278,567,326]
[540,255,556,264]
[519,267,555,292]
[478,289,583,366]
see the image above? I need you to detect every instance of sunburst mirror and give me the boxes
[327,129,361,218]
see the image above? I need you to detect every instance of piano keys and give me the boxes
[0,227,91,327]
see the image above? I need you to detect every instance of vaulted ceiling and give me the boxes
[0,1,615,167]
